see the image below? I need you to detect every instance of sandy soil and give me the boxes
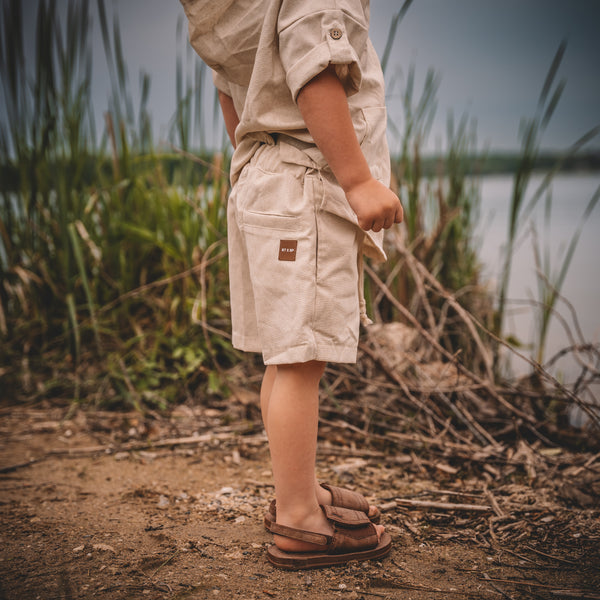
[1,404,599,600]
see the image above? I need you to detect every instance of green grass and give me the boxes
[0,0,235,407]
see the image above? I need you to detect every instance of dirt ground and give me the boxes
[1,402,599,600]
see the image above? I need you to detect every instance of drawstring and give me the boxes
[358,237,373,327]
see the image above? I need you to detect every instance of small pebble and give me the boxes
[92,543,116,553]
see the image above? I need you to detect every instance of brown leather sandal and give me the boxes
[267,505,391,570]
[264,483,381,531]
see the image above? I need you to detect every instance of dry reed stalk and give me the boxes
[364,262,537,424]
[392,238,495,381]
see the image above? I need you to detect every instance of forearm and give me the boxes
[296,65,402,232]
[218,90,240,148]
[296,65,371,192]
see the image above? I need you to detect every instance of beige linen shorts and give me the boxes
[227,140,364,365]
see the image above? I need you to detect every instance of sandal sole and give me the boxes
[266,532,392,570]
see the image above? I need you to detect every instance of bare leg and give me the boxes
[266,361,383,552]
[261,363,379,522]
[262,364,325,497]
[267,361,331,551]
[260,364,278,437]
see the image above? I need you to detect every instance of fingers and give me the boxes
[395,203,404,224]
[372,219,386,233]
[365,205,403,232]
[357,216,371,231]
[358,216,394,232]
[347,178,403,232]
[375,195,404,232]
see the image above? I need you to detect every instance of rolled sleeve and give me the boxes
[278,3,368,101]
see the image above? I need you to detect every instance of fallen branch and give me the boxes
[523,544,578,566]
[34,430,268,458]
[394,498,493,512]
[0,458,43,474]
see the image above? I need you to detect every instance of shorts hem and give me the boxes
[233,336,358,365]
[262,341,358,366]
[232,334,262,355]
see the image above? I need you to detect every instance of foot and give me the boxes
[315,483,380,521]
[274,505,385,553]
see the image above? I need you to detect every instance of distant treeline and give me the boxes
[0,152,218,193]
[410,150,600,177]
[2,150,599,192]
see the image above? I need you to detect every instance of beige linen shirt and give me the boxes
[180,0,390,260]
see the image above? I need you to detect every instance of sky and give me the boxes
[17,0,600,153]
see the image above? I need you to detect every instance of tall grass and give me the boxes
[371,49,489,371]
[0,0,233,406]
[375,32,598,382]
[531,186,600,364]
[0,0,96,345]
[492,42,567,367]
[491,41,599,372]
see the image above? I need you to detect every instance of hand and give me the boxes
[345,177,403,232]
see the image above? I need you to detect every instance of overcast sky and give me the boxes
[21,0,600,153]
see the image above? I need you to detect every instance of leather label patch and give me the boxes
[278,240,298,261]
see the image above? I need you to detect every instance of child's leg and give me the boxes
[266,361,333,551]
[261,364,330,506]
[260,363,379,517]
[260,365,278,433]
[264,361,384,552]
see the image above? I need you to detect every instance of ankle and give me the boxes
[276,501,322,528]
[273,504,333,553]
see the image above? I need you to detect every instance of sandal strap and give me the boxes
[323,506,378,553]
[270,506,378,554]
[322,504,371,527]
[321,483,370,514]
[266,484,375,521]
[270,522,330,546]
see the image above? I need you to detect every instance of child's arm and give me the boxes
[218,91,240,149]
[297,65,403,232]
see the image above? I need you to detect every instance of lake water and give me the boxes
[474,172,599,420]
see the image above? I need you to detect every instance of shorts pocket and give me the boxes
[239,164,305,234]
[243,210,301,233]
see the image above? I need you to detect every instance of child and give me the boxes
[180,0,403,569]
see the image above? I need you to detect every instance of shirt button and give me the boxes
[329,28,343,40]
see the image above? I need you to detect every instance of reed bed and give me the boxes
[0,0,234,408]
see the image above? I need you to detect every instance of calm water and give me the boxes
[475,173,600,390]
